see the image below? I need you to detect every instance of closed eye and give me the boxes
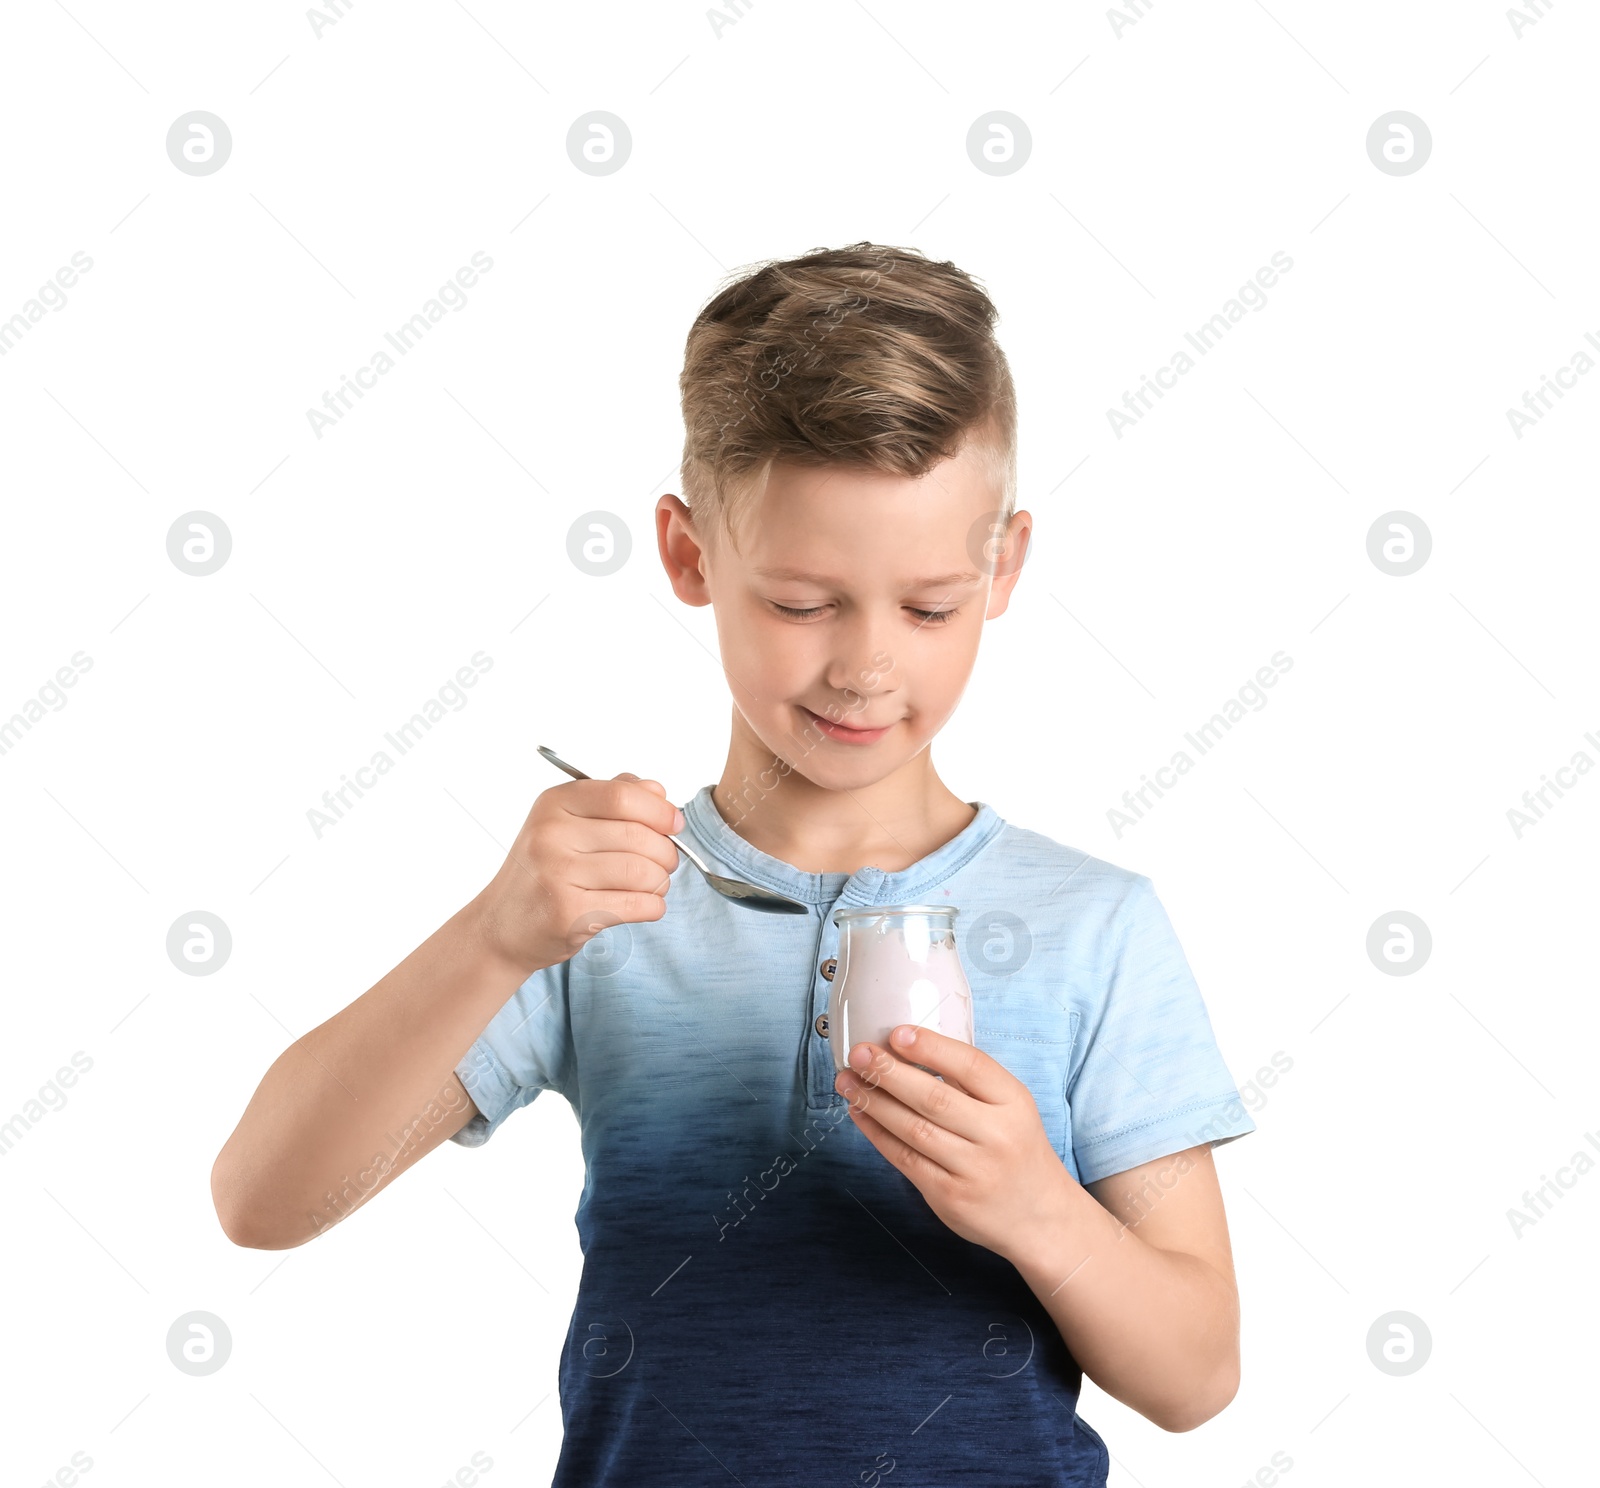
[769,602,958,626]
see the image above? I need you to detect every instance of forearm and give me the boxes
[1001,1169,1240,1431]
[210,893,528,1248]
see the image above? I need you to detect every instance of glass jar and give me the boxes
[828,904,973,1074]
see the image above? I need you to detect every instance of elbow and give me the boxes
[210,1151,308,1251]
[216,1211,305,1251]
[210,1154,269,1249]
[1155,1360,1240,1433]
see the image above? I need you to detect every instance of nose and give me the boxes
[824,622,899,705]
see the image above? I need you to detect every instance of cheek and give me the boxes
[906,633,980,717]
[723,611,811,692]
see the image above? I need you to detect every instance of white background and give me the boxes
[2,1,1596,1484]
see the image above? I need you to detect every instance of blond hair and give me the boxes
[678,241,1017,553]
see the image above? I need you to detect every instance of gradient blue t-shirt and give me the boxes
[452,785,1256,1487]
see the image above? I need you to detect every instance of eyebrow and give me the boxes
[752,566,983,589]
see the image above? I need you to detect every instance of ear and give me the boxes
[983,509,1032,620]
[657,495,712,607]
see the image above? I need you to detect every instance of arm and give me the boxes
[1006,1144,1241,1431]
[210,772,683,1250]
[833,1026,1241,1433]
[209,895,524,1249]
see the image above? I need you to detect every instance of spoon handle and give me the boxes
[537,744,591,782]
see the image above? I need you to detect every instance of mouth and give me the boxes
[799,704,894,745]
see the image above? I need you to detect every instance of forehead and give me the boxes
[732,445,998,582]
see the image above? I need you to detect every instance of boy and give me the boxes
[212,242,1256,1486]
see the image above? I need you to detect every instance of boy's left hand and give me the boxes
[834,1025,1071,1264]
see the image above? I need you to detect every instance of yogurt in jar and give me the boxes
[828,905,973,1074]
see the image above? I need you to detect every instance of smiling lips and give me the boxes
[800,705,894,743]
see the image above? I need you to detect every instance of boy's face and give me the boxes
[657,441,1030,791]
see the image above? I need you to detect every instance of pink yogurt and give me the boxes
[828,905,973,1074]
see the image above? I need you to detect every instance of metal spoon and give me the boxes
[536,745,810,915]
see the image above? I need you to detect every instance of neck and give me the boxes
[710,705,976,874]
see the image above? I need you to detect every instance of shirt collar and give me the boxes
[680,784,1007,909]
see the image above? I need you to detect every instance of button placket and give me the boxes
[813,957,835,1041]
[802,872,886,1109]
[802,914,842,1109]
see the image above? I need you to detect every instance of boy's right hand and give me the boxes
[473,772,684,977]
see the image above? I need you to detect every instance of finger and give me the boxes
[563,776,684,838]
[837,1067,976,1174]
[843,1092,955,1185]
[569,891,668,931]
[881,1026,1014,1105]
[567,815,680,877]
[842,1039,989,1141]
[566,849,675,897]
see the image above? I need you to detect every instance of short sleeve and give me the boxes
[1067,875,1256,1184]
[450,958,575,1148]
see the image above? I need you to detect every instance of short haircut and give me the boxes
[678,241,1017,553]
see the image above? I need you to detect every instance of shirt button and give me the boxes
[820,958,837,981]
[814,1013,830,1038]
